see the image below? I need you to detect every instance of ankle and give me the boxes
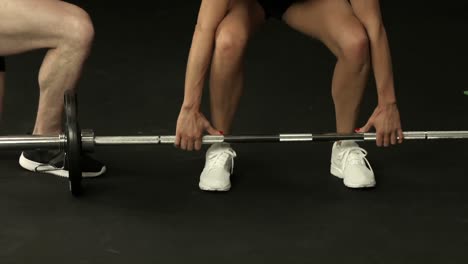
[336,140,357,148]
[212,142,231,150]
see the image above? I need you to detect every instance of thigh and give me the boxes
[0,0,89,55]
[215,0,265,43]
[282,0,366,56]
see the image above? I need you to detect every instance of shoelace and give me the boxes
[34,152,66,173]
[338,146,374,173]
[207,149,237,174]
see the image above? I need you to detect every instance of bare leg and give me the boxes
[198,0,265,191]
[209,0,265,133]
[0,0,94,135]
[283,0,371,134]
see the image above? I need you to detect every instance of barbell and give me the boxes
[1,90,468,196]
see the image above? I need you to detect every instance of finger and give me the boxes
[398,129,404,144]
[187,142,194,151]
[359,118,374,133]
[359,121,372,133]
[205,122,221,135]
[174,134,181,148]
[187,137,195,151]
[180,138,188,151]
[391,131,397,145]
[376,132,384,147]
[195,138,202,151]
[383,132,390,147]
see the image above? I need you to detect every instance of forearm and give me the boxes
[367,24,397,105]
[182,26,216,110]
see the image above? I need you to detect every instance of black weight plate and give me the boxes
[64,91,83,196]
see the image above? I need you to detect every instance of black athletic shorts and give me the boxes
[257,0,303,19]
[0,56,5,72]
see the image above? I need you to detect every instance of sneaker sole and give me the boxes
[330,165,376,189]
[199,182,231,192]
[19,154,106,178]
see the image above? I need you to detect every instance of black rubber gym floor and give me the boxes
[1,1,467,263]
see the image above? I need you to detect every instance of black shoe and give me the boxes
[19,150,106,178]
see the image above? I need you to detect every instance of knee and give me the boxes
[338,27,370,66]
[61,7,95,54]
[214,27,248,60]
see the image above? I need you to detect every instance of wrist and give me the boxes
[376,78,397,104]
[378,89,397,106]
[182,101,200,112]
[378,98,397,106]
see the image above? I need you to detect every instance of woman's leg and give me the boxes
[209,0,265,133]
[199,0,265,192]
[282,0,375,188]
[283,0,370,134]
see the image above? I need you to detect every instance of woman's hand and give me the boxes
[175,107,221,151]
[358,102,403,147]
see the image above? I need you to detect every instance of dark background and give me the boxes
[1,1,467,263]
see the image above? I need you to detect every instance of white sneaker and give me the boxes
[330,141,375,188]
[199,143,237,191]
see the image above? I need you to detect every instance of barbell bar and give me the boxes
[0,90,467,197]
[4,131,468,150]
